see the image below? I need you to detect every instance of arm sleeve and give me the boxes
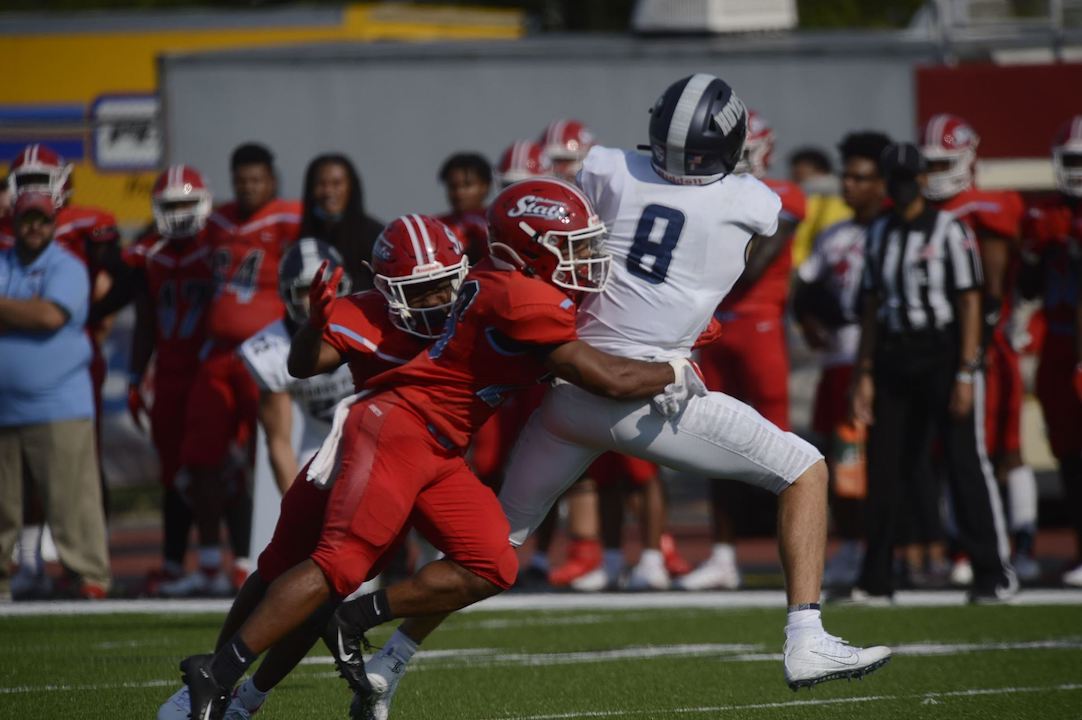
[41,254,89,325]
[945,218,984,291]
[322,298,381,358]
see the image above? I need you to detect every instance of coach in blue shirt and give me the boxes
[0,192,110,600]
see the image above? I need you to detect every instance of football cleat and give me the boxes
[568,566,615,592]
[180,654,230,720]
[949,556,974,587]
[322,610,374,697]
[1063,562,1082,588]
[548,539,602,587]
[1012,553,1040,583]
[159,570,234,598]
[660,533,691,577]
[349,643,409,720]
[674,545,741,590]
[783,631,892,690]
[625,554,671,591]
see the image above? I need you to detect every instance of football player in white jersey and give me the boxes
[239,238,356,559]
[328,74,892,719]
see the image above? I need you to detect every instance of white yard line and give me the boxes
[3,589,1082,617]
[482,683,1082,720]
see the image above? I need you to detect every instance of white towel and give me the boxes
[306,390,369,488]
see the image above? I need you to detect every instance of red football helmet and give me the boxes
[369,214,470,338]
[921,113,979,200]
[8,144,72,208]
[496,140,552,188]
[733,109,774,178]
[487,177,610,293]
[1052,115,1082,198]
[539,119,595,181]
[152,165,212,239]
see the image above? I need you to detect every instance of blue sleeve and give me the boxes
[41,253,89,326]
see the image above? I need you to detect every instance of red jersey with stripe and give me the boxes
[322,290,430,390]
[437,210,489,264]
[124,232,215,377]
[1023,198,1082,337]
[368,260,578,448]
[718,177,806,315]
[204,198,301,347]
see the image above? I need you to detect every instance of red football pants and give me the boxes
[180,348,259,469]
[151,372,197,489]
[983,331,1023,457]
[310,395,518,597]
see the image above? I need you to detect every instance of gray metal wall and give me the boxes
[161,37,924,221]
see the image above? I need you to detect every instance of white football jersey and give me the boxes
[239,319,354,424]
[575,146,781,361]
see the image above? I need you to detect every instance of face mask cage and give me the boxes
[283,266,352,324]
[1053,147,1082,197]
[375,260,469,338]
[10,165,71,209]
[921,147,974,200]
[733,136,771,177]
[153,192,212,239]
[532,221,611,293]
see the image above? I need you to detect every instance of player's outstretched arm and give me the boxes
[287,322,343,379]
[545,339,675,400]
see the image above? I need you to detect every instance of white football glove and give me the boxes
[651,358,707,418]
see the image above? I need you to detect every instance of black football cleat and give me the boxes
[179,654,229,720]
[322,609,374,697]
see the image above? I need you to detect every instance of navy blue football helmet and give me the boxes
[278,237,351,324]
[646,73,748,185]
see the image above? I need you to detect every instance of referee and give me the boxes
[849,143,1016,602]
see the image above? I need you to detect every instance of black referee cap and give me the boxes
[879,142,926,178]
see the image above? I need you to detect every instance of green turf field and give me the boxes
[3,602,1081,719]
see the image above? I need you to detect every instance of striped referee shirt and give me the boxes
[862,206,983,333]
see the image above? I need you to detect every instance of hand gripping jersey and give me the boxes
[321,290,431,391]
[204,198,301,347]
[717,177,806,316]
[124,232,214,378]
[367,260,578,449]
[573,146,780,361]
[239,319,355,424]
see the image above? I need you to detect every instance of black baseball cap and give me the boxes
[879,142,926,178]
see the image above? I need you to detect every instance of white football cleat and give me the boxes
[949,557,974,586]
[674,545,741,590]
[568,567,613,592]
[352,645,409,720]
[783,631,892,690]
[1063,563,1082,588]
[625,553,671,591]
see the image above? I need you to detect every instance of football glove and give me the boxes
[652,358,707,418]
[308,260,344,329]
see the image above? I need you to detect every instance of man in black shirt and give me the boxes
[848,143,1017,603]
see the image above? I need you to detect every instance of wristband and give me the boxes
[955,371,974,384]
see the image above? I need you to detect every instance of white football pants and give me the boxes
[499,381,823,546]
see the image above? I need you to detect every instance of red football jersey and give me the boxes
[437,210,489,264]
[322,290,430,390]
[1023,199,1082,337]
[125,233,215,377]
[203,198,301,347]
[53,204,120,269]
[940,188,1024,241]
[368,259,578,448]
[718,177,806,315]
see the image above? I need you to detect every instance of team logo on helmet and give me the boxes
[713,94,747,135]
[506,196,570,223]
[372,235,395,263]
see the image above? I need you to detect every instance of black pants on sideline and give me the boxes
[858,332,1012,595]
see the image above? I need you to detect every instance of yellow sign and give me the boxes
[1,4,521,228]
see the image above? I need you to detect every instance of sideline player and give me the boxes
[239,239,355,565]
[921,114,1037,581]
[179,178,691,720]
[539,119,596,182]
[1019,116,1082,587]
[157,214,468,720]
[331,74,891,720]
[679,108,806,591]
[165,143,301,596]
[436,152,491,264]
[122,166,215,593]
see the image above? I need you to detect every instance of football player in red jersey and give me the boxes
[118,166,215,593]
[171,143,301,597]
[2,144,120,596]
[920,114,1039,580]
[179,179,694,720]
[156,214,465,720]
[436,152,491,264]
[1020,115,1082,587]
[682,109,807,591]
[539,118,596,182]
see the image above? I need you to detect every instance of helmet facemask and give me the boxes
[11,165,71,209]
[154,194,211,239]
[513,218,611,293]
[375,260,469,338]
[1053,147,1082,198]
[922,148,975,201]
